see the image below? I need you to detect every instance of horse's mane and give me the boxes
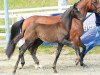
[60,6,73,22]
[61,1,80,20]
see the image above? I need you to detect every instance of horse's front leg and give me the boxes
[28,47,42,69]
[74,47,81,66]
[79,40,87,67]
[52,43,63,73]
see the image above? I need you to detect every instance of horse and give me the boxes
[75,0,100,66]
[5,0,100,70]
[10,4,84,73]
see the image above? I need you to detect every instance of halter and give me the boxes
[91,0,100,13]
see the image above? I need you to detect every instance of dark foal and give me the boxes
[21,0,100,68]
[6,0,100,70]
[12,4,84,73]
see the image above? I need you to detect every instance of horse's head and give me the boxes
[70,3,84,21]
[91,0,100,13]
[78,0,100,14]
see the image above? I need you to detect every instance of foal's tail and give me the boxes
[5,19,25,59]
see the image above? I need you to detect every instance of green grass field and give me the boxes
[0,0,79,10]
[0,45,100,54]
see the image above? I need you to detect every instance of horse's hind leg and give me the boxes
[52,43,63,73]
[19,39,43,69]
[28,39,43,69]
[13,39,35,73]
[13,42,28,73]
[19,51,25,69]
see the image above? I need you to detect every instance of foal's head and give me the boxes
[70,3,84,21]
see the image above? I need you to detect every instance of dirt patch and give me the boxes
[0,53,100,75]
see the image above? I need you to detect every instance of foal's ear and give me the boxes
[73,3,77,9]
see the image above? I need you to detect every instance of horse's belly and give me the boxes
[38,32,58,42]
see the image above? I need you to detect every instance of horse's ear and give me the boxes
[73,3,77,8]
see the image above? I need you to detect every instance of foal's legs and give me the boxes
[13,42,29,73]
[20,51,25,69]
[28,39,43,69]
[20,39,43,68]
[13,41,32,73]
[52,43,64,73]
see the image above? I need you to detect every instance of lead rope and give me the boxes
[83,12,93,22]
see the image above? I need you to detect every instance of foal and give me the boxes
[12,5,84,73]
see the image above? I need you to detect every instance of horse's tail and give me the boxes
[10,19,25,42]
[5,19,25,59]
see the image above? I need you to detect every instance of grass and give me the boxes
[0,45,100,54]
[0,0,58,10]
[0,0,80,10]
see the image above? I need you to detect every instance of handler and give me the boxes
[81,12,100,57]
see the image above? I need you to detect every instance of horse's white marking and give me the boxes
[17,39,25,47]
[34,64,43,69]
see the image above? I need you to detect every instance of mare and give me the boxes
[75,0,100,65]
[6,0,100,72]
[10,4,84,73]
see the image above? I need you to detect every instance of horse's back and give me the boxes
[35,16,61,24]
[22,16,61,30]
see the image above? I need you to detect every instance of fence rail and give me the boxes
[0,5,72,14]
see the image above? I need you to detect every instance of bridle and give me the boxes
[91,0,100,13]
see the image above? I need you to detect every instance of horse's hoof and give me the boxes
[34,64,43,69]
[12,70,16,75]
[53,68,58,73]
[52,66,58,73]
[19,67,23,69]
[81,63,88,68]
[54,70,58,73]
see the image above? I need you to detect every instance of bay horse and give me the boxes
[11,4,84,73]
[5,0,100,70]
[75,0,100,66]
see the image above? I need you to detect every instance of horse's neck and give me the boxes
[77,1,89,16]
[61,13,73,32]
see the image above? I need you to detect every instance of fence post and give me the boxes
[4,0,10,44]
